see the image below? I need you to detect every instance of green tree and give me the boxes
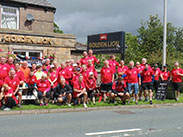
[54,22,63,33]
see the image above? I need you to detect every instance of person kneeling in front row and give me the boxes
[73,75,88,108]
[54,77,72,107]
[109,77,130,105]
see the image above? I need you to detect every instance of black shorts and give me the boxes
[142,82,153,90]
[87,90,94,98]
[172,82,182,92]
[100,82,113,92]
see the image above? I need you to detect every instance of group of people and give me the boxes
[0,49,182,110]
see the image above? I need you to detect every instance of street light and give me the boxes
[163,0,167,65]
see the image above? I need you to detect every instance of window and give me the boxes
[13,50,42,58]
[1,6,19,29]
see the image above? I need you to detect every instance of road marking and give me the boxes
[85,128,142,136]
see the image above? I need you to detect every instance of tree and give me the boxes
[54,22,63,33]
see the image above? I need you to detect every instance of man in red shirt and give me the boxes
[15,63,25,85]
[58,63,71,85]
[0,56,10,81]
[88,49,100,65]
[160,65,170,81]
[117,60,128,78]
[108,55,119,76]
[73,75,88,108]
[141,64,154,104]
[100,60,114,102]
[4,69,22,107]
[170,62,183,101]
[110,77,130,105]
[6,56,15,70]
[87,59,98,79]
[140,58,151,71]
[153,64,161,96]
[80,51,89,66]
[136,62,143,101]
[122,61,141,104]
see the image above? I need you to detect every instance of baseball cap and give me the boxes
[73,63,77,67]
[89,72,94,75]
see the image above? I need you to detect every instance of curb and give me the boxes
[0,103,183,116]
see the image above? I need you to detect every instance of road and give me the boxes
[0,106,183,137]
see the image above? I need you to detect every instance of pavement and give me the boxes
[0,105,183,137]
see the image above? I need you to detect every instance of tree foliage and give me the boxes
[54,22,63,34]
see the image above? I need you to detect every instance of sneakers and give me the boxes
[3,107,11,111]
[17,104,23,108]
[83,103,88,109]
[144,99,148,102]
[40,103,44,106]
[150,100,153,105]
[68,104,71,107]
[122,101,126,105]
[133,98,135,102]
[176,98,179,101]
[136,102,138,105]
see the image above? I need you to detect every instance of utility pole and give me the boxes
[163,0,167,65]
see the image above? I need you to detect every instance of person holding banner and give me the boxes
[170,62,183,101]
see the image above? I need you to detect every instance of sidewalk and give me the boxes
[0,103,183,116]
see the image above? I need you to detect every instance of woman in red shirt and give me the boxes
[26,71,37,95]
[36,73,51,106]
[160,65,170,81]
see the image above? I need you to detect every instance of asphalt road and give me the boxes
[0,106,183,137]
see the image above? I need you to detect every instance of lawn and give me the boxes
[11,93,183,111]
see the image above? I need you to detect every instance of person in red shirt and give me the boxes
[88,49,100,65]
[47,65,58,88]
[26,71,37,95]
[100,60,114,102]
[110,77,130,105]
[15,63,25,86]
[80,51,89,66]
[153,64,161,95]
[170,61,183,101]
[117,60,128,79]
[0,84,18,110]
[58,63,71,85]
[81,64,88,83]
[42,63,48,74]
[36,73,51,106]
[0,56,10,81]
[86,72,96,105]
[6,56,15,70]
[160,65,170,81]
[122,61,141,104]
[140,58,151,71]
[45,58,51,70]
[141,64,154,104]
[72,68,81,85]
[87,59,98,79]
[73,75,88,108]
[108,55,119,76]
[4,69,22,107]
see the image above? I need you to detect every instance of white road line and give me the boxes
[85,128,142,136]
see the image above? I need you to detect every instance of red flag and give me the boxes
[100,34,107,41]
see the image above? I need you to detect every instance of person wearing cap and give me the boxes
[36,73,51,106]
[86,72,96,105]
[73,74,88,108]
[153,64,161,96]
[34,64,44,80]
[110,77,130,105]
[100,60,114,102]
[170,61,183,101]
[47,65,58,89]
[160,65,170,81]
[54,77,72,106]
[72,67,81,85]
[72,63,78,76]
[42,63,48,74]
[88,49,100,65]
[80,51,89,66]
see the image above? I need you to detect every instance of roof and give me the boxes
[8,0,56,9]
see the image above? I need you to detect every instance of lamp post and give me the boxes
[163,0,167,65]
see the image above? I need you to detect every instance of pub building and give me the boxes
[0,0,81,64]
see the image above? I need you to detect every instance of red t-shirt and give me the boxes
[87,65,98,78]
[6,63,15,70]
[73,81,86,98]
[87,55,99,65]
[37,79,50,93]
[141,69,154,83]
[26,75,37,85]
[58,68,71,84]
[153,68,161,81]
[140,64,151,71]
[72,73,80,84]
[86,78,96,90]
[49,71,58,87]
[108,60,119,74]
[15,70,25,82]
[171,68,183,83]
[112,81,126,92]
[161,71,170,81]
[4,76,20,91]
[80,57,89,65]
[81,70,88,83]
[0,63,10,81]
[125,68,139,84]
[4,88,18,104]
[101,66,113,84]
[0,80,4,88]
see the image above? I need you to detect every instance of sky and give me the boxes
[48,0,183,43]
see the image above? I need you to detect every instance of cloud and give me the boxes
[48,0,183,43]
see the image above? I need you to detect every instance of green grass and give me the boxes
[9,93,183,111]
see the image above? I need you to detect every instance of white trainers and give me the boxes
[3,107,11,111]
[83,103,88,109]
[68,104,71,107]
